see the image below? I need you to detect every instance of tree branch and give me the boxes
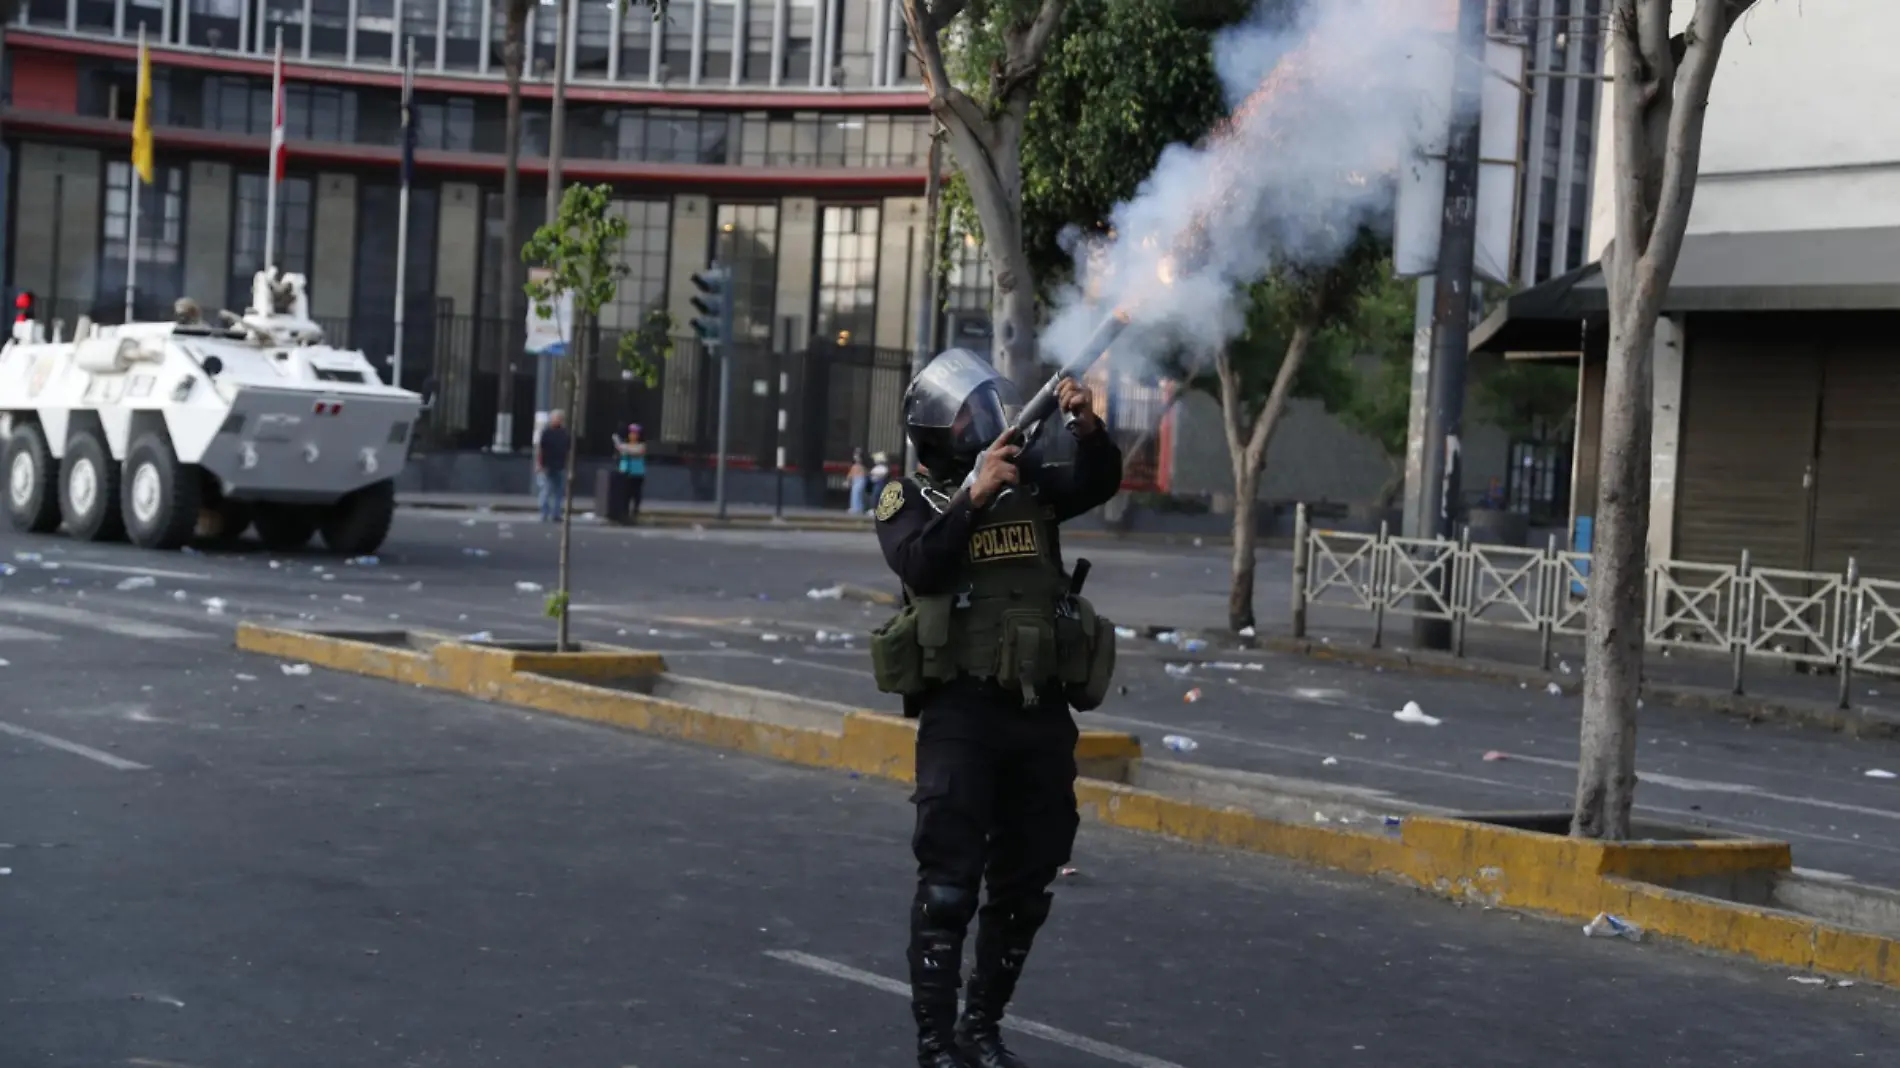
[1637,0,1739,312]
[901,0,997,146]
[1214,346,1247,486]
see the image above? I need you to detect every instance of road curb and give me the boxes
[235,622,1900,988]
[1253,634,1900,739]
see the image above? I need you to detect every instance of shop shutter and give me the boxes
[1673,317,1818,570]
[1810,321,1900,581]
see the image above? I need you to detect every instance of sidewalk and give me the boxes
[397,491,871,526]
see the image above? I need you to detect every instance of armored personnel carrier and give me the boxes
[0,269,421,554]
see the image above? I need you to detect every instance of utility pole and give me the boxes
[1411,0,1486,650]
[905,126,944,476]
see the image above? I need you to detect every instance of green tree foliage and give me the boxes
[521,183,660,650]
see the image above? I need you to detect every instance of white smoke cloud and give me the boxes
[1039,0,1472,374]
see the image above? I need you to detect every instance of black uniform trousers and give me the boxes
[909,677,1080,904]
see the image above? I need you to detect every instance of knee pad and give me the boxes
[915,882,979,929]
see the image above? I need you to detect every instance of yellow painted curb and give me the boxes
[236,622,1900,987]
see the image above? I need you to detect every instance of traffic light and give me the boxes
[689,264,733,350]
[14,290,33,324]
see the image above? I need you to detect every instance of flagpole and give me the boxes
[263,27,284,275]
[124,24,146,324]
[393,36,414,392]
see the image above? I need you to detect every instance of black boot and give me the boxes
[910,883,978,1068]
[955,892,1052,1068]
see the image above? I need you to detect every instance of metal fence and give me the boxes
[1289,505,1900,708]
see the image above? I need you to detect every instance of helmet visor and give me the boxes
[951,382,1011,458]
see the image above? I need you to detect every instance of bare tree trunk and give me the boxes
[494,0,528,451]
[1227,465,1262,631]
[555,315,588,651]
[1571,0,1750,839]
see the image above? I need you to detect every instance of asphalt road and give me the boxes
[3,566,1898,1066]
[8,509,1900,895]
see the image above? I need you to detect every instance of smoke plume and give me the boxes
[1039,0,1474,373]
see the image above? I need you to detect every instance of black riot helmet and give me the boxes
[902,348,1019,479]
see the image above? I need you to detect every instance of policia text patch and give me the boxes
[968,521,1039,562]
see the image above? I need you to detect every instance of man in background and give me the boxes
[536,410,572,523]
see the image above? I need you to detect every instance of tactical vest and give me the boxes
[871,477,1117,710]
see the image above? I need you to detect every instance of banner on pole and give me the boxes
[524,267,571,358]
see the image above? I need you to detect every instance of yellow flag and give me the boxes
[131,32,154,185]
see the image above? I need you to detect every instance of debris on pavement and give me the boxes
[1546,682,1564,696]
[1321,757,1339,766]
[462,547,490,557]
[806,585,845,600]
[1312,812,1331,823]
[1205,661,1264,672]
[281,664,313,677]
[1483,751,1508,762]
[1114,626,1138,639]
[1865,769,1897,780]
[1583,913,1644,942]
[460,631,494,642]
[515,581,543,592]
[13,552,41,563]
[173,590,189,601]
[1559,660,1573,675]
[1238,625,1256,638]
[1154,630,1180,644]
[1183,688,1203,703]
[346,555,380,566]
[234,673,258,682]
[202,597,228,615]
[1349,732,1367,741]
[1162,734,1200,753]
[115,576,157,591]
[1164,663,1193,677]
[1392,701,1441,726]
[1059,866,1079,878]
[1181,638,1208,652]
[1786,975,1848,987]
[761,633,782,642]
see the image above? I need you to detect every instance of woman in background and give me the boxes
[847,448,870,514]
[613,423,648,525]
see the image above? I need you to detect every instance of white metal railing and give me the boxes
[1287,504,1887,708]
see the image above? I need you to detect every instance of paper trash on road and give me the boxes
[1155,631,1180,644]
[115,576,157,591]
[460,631,494,642]
[806,586,845,600]
[1392,701,1441,726]
[281,663,313,676]
[515,581,543,593]
[1114,626,1138,639]
[1239,625,1256,638]
[1164,663,1193,677]
[1162,734,1199,753]
[1788,976,1828,986]
[1183,688,1203,703]
[1546,682,1564,697]
[202,597,228,615]
[1583,913,1643,941]
[1559,660,1573,675]
[1321,757,1339,766]
[13,552,41,563]
[346,555,380,566]
[1483,751,1508,762]
[340,594,366,603]
[1865,769,1897,780]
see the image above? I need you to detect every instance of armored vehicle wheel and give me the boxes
[253,503,318,551]
[121,432,203,550]
[60,428,127,542]
[6,421,60,534]
[320,479,396,556]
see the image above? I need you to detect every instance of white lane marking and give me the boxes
[764,950,1189,1068]
[0,719,148,770]
[1490,751,1900,822]
[47,561,212,581]
[0,601,211,640]
[0,623,57,641]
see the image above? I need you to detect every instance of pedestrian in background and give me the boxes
[536,410,571,523]
[847,448,870,514]
[613,423,648,525]
[870,450,891,503]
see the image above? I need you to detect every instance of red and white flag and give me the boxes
[268,33,286,185]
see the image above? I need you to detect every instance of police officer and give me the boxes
[874,349,1123,1068]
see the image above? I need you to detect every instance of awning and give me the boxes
[1470,226,1900,356]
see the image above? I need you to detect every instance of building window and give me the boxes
[187,0,243,50]
[417,98,476,152]
[443,0,484,69]
[662,0,696,80]
[102,161,186,310]
[578,0,613,77]
[600,199,671,374]
[836,0,876,86]
[704,0,737,81]
[714,203,778,345]
[785,0,817,82]
[620,3,657,79]
[743,0,776,84]
[229,172,314,308]
[945,229,990,312]
[815,205,879,347]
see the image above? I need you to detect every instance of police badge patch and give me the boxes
[874,480,905,521]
